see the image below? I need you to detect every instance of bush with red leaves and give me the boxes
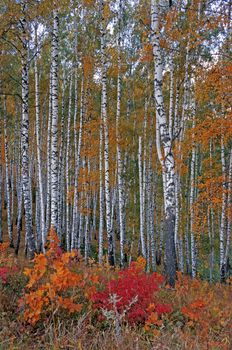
[0,265,18,284]
[0,267,9,284]
[91,261,172,324]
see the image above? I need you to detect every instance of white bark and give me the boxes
[58,72,66,240]
[148,140,156,271]
[45,70,52,236]
[190,115,197,278]
[101,0,114,265]
[71,69,78,250]
[99,115,104,264]
[208,140,215,282]
[116,0,125,266]
[151,0,176,285]
[142,100,148,255]
[168,51,174,139]
[138,136,146,258]
[225,147,232,264]
[220,136,227,281]
[66,74,73,251]
[20,6,35,256]
[34,28,46,252]
[50,10,59,231]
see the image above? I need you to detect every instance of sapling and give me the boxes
[101,293,138,344]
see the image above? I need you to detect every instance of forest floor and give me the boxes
[0,232,232,350]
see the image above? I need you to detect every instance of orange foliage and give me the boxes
[83,0,95,7]
[140,43,153,63]
[22,228,99,325]
[83,56,94,78]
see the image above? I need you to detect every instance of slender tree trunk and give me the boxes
[224,147,232,270]
[71,9,79,250]
[116,0,125,266]
[143,100,148,259]
[101,0,114,265]
[208,140,215,282]
[50,10,59,231]
[66,74,73,251]
[168,51,174,139]
[71,69,78,250]
[15,182,23,256]
[138,136,146,258]
[34,28,46,252]
[190,115,197,278]
[220,136,227,282]
[21,8,35,257]
[84,158,90,264]
[99,115,104,264]
[45,70,52,236]
[58,72,66,240]
[11,122,17,238]
[148,139,156,271]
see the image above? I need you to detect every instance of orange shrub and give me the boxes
[22,229,85,325]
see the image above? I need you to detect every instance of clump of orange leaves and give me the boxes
[22,228,99,325]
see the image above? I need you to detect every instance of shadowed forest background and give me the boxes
[0,0,231,349]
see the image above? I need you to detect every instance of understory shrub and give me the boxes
[91,257,172,324]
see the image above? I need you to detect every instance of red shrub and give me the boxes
[91,259,172,324]
[0,267,9,284]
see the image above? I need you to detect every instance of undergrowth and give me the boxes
[0,231,231,350]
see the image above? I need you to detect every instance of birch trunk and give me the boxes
[45,70,52,236]
[50,9,59,231]
[34,28,46,252]
[15,119,22,255]
[99,115,104,264]
[190,116,197,278]
[143,100,148,259]
[58,72,66,240]
[220,136,227,282]
[208,140,215,282]
[151,0,177,286]
[101,0,114,265]
[11,122,17,238]
[71,69,78,250]
[20,7,35,257]
[138,136,146,258]
[116,0,125,266]
[71,8,79,250]
[168,51,174,139]
[224,147,232,266]
[66,74,73,251]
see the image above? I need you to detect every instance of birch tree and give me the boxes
[101,0,114,266]
[116,0,126,266]
[34,25,46,252]
[20,4,36,257]
[50,9,59,231]
[151,0,177,286]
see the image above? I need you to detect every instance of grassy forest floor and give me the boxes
[0,230,232,350]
